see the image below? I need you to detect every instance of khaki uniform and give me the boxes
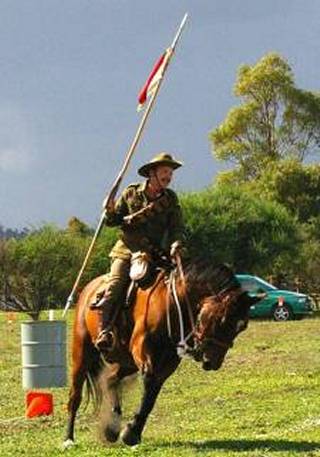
[103,181,184,305]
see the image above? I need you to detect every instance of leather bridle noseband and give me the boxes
[197,335,234,351]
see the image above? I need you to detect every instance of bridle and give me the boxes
[195,288,244,353]
[197,335,234,351]
[166,255,240,358]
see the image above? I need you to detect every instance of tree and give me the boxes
[243,159,320,223]
[85,225,119,279]
[0,225,90,319]
[67,216,93,236]
[180,185,301,276]
[298,219,320,302]
[210,53,320,181]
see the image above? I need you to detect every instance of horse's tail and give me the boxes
[71,275,109,414]
[82,340,106,413]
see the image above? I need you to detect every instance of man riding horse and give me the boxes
[66,154,260,446]
[92,152,185,350]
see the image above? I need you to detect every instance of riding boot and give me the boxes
[91,296,117,351]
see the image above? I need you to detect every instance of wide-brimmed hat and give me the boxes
[138,152,183,177]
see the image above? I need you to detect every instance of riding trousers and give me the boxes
[104,257,131,305]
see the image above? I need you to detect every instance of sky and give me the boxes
[1,0,320,230]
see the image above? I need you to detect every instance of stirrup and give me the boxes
[95,328,115,351]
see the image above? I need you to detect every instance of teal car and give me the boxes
[236,274,314,321]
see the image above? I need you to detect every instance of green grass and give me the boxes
[0,311,319,456]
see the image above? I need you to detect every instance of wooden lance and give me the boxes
[63,13,188,317]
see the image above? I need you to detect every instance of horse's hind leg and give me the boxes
[64,336,100,448]
[101,363,137,443]
[64,365,86,448]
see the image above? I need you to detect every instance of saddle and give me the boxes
[91,252,173,357]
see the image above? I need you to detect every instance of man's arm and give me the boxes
[104,189,129,227]
[167,190,185,247]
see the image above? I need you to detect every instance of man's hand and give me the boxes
[123,214,134,225]
[103,197,116,214]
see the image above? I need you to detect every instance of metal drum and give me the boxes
[21,320,67,389]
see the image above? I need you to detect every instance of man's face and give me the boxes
[149,165,174,189]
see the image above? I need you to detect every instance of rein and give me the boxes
[166,273,232,358]
[165,257,242,359]
[166,260,196,358]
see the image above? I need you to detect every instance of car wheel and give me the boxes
[273,304,293,321]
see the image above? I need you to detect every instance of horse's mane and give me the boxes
[183,257,240,296]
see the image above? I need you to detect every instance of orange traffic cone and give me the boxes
[26,391,53,418]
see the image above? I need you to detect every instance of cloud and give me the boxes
[0,103,36,174]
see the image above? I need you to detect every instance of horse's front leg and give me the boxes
[130,317,152,374]
[120,373,162,446]
[102,363,137,443]
[121,348,180,446]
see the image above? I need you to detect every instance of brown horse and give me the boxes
[64,259,258,448]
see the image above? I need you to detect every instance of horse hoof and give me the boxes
[120,424,141,446]
[103,426,120,443]
[62,439,75,450]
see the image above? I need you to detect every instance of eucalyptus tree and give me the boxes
[210,53,320,182]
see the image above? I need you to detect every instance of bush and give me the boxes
[181,185,301,276]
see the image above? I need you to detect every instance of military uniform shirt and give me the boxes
[105,182,184,260]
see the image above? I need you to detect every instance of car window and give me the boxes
[241,279,265,293]
[254,277,277,291]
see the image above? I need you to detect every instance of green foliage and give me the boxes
[293,218,320,300]
[213,161,320,294]
[1,225,90,319]
[181,186,300,275]
[66,216,93,236]
[0,221,120,318]
[86,226,119,279]
[243,159,320,223]
[210,53,320,181]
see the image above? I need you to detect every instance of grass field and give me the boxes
[0,311,319,457]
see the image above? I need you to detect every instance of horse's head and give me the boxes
[195,290,257,371]
[183,260,261,370]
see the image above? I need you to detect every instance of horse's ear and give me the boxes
[248,294,264,306]
[241,291,262,308]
